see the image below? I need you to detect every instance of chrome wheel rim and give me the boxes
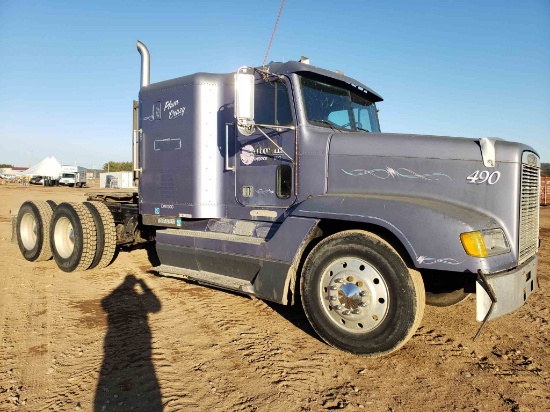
[320,257,389,333]
[20,212,37,250]
[54,217,74,259]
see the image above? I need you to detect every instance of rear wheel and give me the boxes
[50,202,97,272]
[84,201,117,269]
[46,200,57,211]
[16,200,53,261]
[301,230,425,357]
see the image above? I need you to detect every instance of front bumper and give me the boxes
[476,255,538,322]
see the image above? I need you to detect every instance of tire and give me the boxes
[46,200,57,211]
[300,230,425,357]
[83,201,117,269]
[50,202,97,272]
[16,200,53,262]
[426,290,470,307]
[422,270,470,307]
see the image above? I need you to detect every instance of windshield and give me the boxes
[62,173,75,178]
[300,76,380,132]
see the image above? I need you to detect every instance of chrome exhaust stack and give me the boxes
[136,40,150,88]
[134,41,149,183]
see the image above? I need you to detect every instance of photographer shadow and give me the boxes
[94,275,162,412]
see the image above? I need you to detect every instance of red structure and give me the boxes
[542,175,549,206]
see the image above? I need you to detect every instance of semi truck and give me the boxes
[14,41,540,357]
[59,165,87,187]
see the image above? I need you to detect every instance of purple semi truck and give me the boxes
[15,41,540,356]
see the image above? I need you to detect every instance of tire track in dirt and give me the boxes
[151,275,357,410]
[34,274,103,411]
[412,303,550,410]
[0,244,31,410]
[6,263,53,409]
[149,279,261,411]
[146,278,278,409]
[158,274,433,410]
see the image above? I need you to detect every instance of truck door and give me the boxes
[235,77,297,207]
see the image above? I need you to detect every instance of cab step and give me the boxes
[158,228,266,245]
[156,264,255,294]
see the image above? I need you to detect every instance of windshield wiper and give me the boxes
[315,119,346,131]
[356,126,370,133]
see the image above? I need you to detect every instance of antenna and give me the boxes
[262,0,286,67]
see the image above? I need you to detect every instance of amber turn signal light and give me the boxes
[460,231,488,258]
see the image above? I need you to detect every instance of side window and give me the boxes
[276,164,292,198]
[352,107,375,132]
[255,81,292,125]
[351,93,380,132]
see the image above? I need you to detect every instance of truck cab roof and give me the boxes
[141,61,383,103]
[264,60,383,103]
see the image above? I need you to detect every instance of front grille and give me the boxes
[518,161,540,264]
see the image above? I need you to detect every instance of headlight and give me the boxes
[460,229,510,258]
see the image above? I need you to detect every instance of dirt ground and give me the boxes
[0,183,548,412]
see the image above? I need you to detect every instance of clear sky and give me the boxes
[0,0,548,168]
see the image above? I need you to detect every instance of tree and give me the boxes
[541,163,550,176]
[102,161,133,172]
[0,164,13,168]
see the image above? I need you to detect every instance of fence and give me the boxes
[542,175,550,206]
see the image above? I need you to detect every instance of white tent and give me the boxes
[24,156,62,178]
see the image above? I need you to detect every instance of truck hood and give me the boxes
[328,132,537,164]
[326,132,538,208]
[325,131,541,266]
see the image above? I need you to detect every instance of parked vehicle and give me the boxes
[14,41,540,357]
[59,165,87,187]
[29,176,43,185]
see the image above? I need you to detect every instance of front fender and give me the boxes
[291,194,516,273]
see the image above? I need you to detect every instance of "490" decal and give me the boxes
[466,170,501,185]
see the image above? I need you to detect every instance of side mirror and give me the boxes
[235,67,255,136]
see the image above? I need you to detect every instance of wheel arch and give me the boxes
[316,219,416,268]
[289,194,511,274]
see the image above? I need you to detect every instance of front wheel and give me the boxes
[300,230,425,357]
